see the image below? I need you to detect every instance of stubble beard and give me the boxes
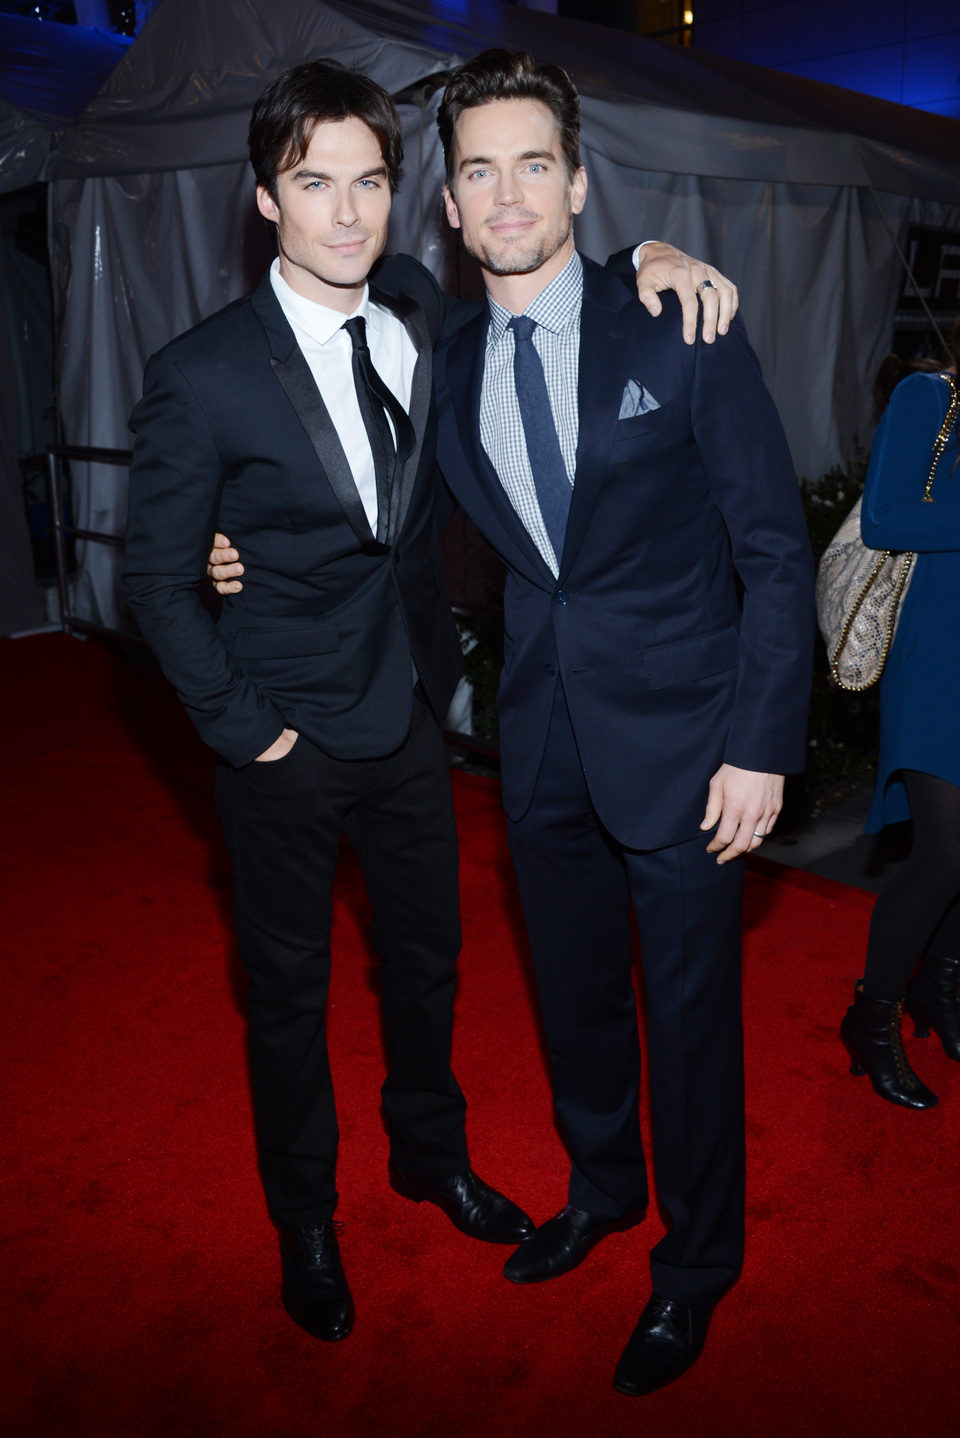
[472,214,573,278]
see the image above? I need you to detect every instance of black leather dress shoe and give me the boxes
[613,1294,712,1396]
[279,1220,354,1342]
[503,1204,642,1284]
[389,1167,534,1244]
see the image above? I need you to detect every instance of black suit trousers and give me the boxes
[507,685,745,1307]
[215,692,468,1228]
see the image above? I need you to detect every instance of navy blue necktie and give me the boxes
[509,314,571,564]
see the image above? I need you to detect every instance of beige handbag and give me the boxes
[815,372,959,691]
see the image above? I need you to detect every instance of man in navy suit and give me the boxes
[428,50,814,1396]
[127,58,734,1349]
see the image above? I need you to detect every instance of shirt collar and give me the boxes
[269,256,373,346]
[486,250,583,345]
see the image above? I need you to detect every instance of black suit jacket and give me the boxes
[123,258,465,767]
[434,255,815,850]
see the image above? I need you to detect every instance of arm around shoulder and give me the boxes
[375,252,481,342]
[605,242,739,344]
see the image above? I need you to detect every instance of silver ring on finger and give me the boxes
[753,830,765,839]
[698,278,717,292]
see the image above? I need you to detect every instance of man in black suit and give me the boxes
[426,51,814,1396]
[123,61,540,1344]
[130,59,736,1346]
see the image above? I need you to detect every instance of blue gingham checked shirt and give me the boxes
[479,252,583,577]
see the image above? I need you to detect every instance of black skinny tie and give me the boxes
[509,314,571,564]
[343,315,414,543]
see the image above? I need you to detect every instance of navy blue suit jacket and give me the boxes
[434,255,815,850]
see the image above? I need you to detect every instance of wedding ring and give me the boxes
[698,278,717,292]
[753,830,765,839]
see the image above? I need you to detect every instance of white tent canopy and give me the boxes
[39,0,960,629]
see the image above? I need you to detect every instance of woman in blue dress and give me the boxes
[841,342,960,1109]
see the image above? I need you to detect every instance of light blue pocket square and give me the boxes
[619,379,661,420]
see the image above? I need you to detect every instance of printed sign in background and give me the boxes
[894,224,960,359]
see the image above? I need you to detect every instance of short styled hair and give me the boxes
[436,48,582,186]
[249,59,404,198]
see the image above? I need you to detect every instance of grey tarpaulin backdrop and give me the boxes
[24,0,960,629]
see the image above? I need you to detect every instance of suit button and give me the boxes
[553,589,569,605]
[544,663,556,676]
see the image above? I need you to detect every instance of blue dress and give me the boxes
[862,372,960,833]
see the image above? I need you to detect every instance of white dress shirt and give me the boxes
[269,258,417,531]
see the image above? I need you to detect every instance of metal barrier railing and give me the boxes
[45,442,143,645]
[44,442,500,760]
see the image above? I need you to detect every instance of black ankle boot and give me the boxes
[907,955,960,1061]
[840,982,938,1109]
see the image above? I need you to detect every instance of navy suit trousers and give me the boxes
[507,685,745,1307]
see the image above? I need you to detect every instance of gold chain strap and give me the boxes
[829,548,914,689]
[923,371,959,502]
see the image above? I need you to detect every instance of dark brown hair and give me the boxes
[249,59,403,199]
[436,49,581,186]
[872,353,941,417]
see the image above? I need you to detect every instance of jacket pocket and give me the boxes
[612,407,672,443]
[639,625,738,690]
[233,618,339,659]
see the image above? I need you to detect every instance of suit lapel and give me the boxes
[251,274,438,553]
[444,313,556,589]
[370,283,430,541]
[250,277,384,553]
[560,258,637,579]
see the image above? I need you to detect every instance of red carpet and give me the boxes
[2,633,958,1437]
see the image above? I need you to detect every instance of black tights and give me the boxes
[863,770,960,1002]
